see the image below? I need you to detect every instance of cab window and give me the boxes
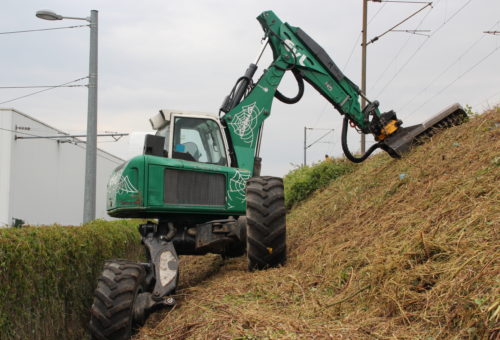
[172,117,227,165]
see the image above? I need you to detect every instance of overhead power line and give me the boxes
[303,127,334,166]
[0,85,86,89]
[0,25,88,35]
[0,126,125,164]
[398,19,500,112]
[306,128,334,149]
[391,29,431,36]
[369,2,388,24]
[410,44,500,114]
[0,76,88,105]
[375,0,474,98]
[343,2,387,72]
[368,4,433,92]
[373,1,431,3]
[365,2,432,46]
[0,126,43,138]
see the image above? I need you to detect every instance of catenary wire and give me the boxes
[316,2,389,129]
[0,126,124,164]
[0,126,45,138]
[306,129,334,149]
[342,2,387,72]
[0,25,88,35]
[380,1,433,3]
[0,85,86,89]
[397,19,500,112]
[368,2,433,93]
[0,77,88,105]
[409,45,500,114]
[366,2,432,46]
[375,0,474,98]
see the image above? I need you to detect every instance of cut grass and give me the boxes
[136,108,499,340]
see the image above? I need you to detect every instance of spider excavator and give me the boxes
[89,10,466,339]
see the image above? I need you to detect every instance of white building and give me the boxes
[0,108,124,226]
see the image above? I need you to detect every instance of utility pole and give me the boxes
[361,0,368,154]
[303,127,334,166]
[83,10,98,223]
[360,0,430,154]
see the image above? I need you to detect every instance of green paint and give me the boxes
[107,10,381,219]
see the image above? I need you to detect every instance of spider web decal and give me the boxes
[108,171,138,197]
[227,169,251,209]
[228,102,263,147]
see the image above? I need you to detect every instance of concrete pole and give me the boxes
[361,0,368,154]
[83,10,98,223]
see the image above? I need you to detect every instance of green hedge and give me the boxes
[284,159,356,209]
[0,219,143,340]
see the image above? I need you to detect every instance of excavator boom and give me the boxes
[220,11,466,171]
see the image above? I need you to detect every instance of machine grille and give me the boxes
[164,169,226,206]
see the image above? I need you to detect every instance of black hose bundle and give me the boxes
[274,68,304,104]
[341,116,382,163]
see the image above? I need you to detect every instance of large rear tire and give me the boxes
[89,259,146,340]
[246,176,286,271]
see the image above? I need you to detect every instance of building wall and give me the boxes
[1,109,124,226]
[0,110,13,226]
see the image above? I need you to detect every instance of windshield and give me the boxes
[172,117,227,166]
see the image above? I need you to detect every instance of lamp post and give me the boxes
[36,9,98,224]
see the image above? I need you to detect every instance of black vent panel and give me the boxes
[164,169,225,206]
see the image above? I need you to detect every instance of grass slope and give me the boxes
[136,108,499,340]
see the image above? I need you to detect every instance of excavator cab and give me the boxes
[146,110,230,166]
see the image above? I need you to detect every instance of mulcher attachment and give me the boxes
[382,103,468,157]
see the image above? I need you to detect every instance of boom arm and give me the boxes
[220,11,403,174]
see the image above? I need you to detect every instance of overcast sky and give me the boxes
[1,0,499,176]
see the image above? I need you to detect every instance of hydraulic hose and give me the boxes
[275,69,304,104]
[341,116,381,163]
[165,222,177,241]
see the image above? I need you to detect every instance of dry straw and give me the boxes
[137,108,499,340]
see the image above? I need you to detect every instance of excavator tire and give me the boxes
[89,259,146,340]
[246,176,286,271]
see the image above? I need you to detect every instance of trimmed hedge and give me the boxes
[283,159,356,209]
[0,219,143,340]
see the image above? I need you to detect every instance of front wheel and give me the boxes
[246,176,286,271]
[89,259,146,340]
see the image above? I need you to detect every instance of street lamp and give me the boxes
[36,9,98,224]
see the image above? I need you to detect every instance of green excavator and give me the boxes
[89,10,466,339]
